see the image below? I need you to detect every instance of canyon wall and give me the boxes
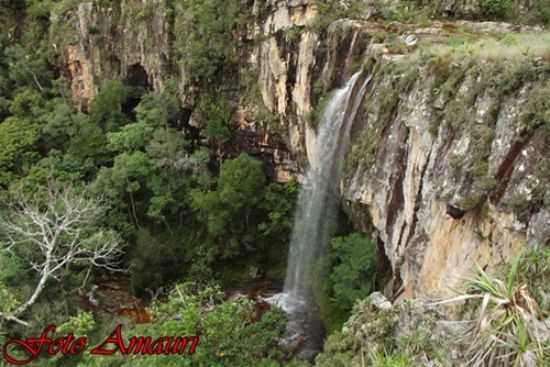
[59,0,549,298]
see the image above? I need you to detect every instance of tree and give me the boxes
[97,91,203,226]
[175,0,242,85]
[191,153,266,258]
[198,94,232,144]
[89,80,130,131]
[0,184,125,326]
[4,46,52,93]
[0,116,40,188]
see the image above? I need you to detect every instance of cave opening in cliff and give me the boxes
[122,63,152,118]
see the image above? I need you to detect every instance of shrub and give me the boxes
[515,248,550,313]
[76,283,297,367]
[313,232,379,332]
[446,253,550,366]
[310,0,366,34]
[89,80,130,131]
[128,228,187,296]
[480,0,513,19]
[521,83,550,134]
[536,0,550,24]
[329,233,378,310]
[0,117,40,187]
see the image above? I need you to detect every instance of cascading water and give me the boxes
[267,71,372,359]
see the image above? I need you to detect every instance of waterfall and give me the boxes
[267,71,371,359]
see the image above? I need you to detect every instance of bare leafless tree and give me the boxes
[0,184,125,326]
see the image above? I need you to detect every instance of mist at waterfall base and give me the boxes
[266,72,371,360]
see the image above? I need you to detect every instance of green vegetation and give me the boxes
[316,248,550,367]
[192,153,266,257]
[534,0,550,24]
[369,351,413,367]
[345,31,550,211]
[450,249,550,366]
[174,0,244,86]
[522,81,550,134]
[315,295,405,367]
[345,59,417,175]
[2,1,550,367]
[419,33,550,209]
[439,33,549,61]
[310,0,366,33]
[197,93,233,143]
[2,284,308,367]
[0,4,297,363]
[68,284,309,367]
[313,232,379,333]
[480,0,513,19]
[310,0,550,26]
[329,233,378,311]
[0,117,40,187]
[467,271,545,364]
[376,2,433,25]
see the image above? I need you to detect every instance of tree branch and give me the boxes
[0,184,125,326]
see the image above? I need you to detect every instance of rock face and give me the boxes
[252,12,550,298]
[340,42,549,299]
[62,0,171,110]
[59,1,550,298]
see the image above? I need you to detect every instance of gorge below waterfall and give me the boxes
[268,71,372,359]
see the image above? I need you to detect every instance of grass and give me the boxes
[398,329,446,363]
[515,248,550,313]
[309,0,366,34]
[369,350,413,367]
[521,82,550,134]
[418,32,550,63]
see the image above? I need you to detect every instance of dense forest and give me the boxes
[1,0,549,366]
[0,1,379,365]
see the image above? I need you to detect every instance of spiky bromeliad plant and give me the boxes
[457,256,550,367]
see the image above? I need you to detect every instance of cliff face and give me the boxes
[61,0,171,110]
[251,2,550,298]
[60,0,550,298]
[341,41,550,298]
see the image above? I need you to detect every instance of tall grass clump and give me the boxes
[442,249,550,367]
